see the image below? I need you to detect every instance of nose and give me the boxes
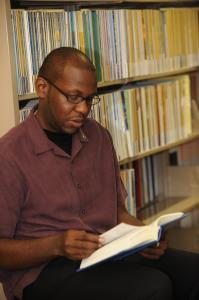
[74,100,90,115]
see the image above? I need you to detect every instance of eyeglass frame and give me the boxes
[41,76,100,106]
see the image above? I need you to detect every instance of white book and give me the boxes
[79,212,185,271]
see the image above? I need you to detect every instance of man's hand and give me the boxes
[117,204,169,260]
[58,230,101,261]
[139,238,168,260]
[0,230,101,270]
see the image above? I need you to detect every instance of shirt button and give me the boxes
[81,208,86,215]
[76,183,81,189]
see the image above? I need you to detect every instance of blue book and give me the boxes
[78,212,186,271]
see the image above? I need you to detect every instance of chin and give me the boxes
[61,127,78,135]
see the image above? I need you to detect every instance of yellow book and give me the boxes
[152,10,161,72]
[181,76,192,137]
[140,87,149,151]
[131,89,139,155]
[150,85,159,148]
[146,86,155,148]
[164,10,173,69]
[77,11,85,53]
[131,10,139,75]
[156,84,166,146]
[135,88,144,153]
[137,10,146,73]
[126,10,134,77]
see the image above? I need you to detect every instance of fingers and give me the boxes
[65,245,97,260]
[140,247,165,260]
[140,240,168,260]
[65,230,101,248]
[62,230,101,260]
[76,231,101,245]
[159,239,168,250]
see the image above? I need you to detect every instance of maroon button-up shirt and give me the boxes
[0,111,127,300]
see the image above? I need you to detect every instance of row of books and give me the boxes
[134,152,169,210]
[19,75,194,164]
[19,99,38,122]
[121,141,199,214]
[90,75,192,161]
[11,8,199,95]
[120,168,136,217]
[121,150,170,213]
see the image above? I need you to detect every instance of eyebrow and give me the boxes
[42,76,97,97]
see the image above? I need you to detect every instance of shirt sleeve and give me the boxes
[0,153,27,238]
[105,129,128,207]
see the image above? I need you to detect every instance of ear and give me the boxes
[35,76,49,98]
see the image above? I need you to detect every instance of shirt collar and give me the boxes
[25,108,88,156]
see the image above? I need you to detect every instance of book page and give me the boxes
[80,225,157,270]
[100,222,142,245]
[154,212,184,227]
[79,212,185,271]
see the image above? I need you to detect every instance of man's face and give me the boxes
[38,65,97,134]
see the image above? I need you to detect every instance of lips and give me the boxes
[68,118,84,128]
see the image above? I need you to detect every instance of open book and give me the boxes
[79,212,185,271]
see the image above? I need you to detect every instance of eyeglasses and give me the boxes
[42,76,100,106]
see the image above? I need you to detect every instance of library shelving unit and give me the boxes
[0,0,19,136]
[1,0,199,222]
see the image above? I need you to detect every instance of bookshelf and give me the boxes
[17,66,199,102]
[141,196,199,224]
[0,0,19,136]
[119,132,199,165]
[1,0,199,221]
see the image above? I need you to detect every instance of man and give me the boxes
[0,47,198,300]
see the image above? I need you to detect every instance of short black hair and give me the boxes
[38,47,96,82]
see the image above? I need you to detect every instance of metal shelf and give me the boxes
[11,0,199,9]
[18,66,199,101]
[119,132,199,165]
[140,196,199,224]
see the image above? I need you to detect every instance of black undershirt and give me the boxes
[44,129,72,155]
